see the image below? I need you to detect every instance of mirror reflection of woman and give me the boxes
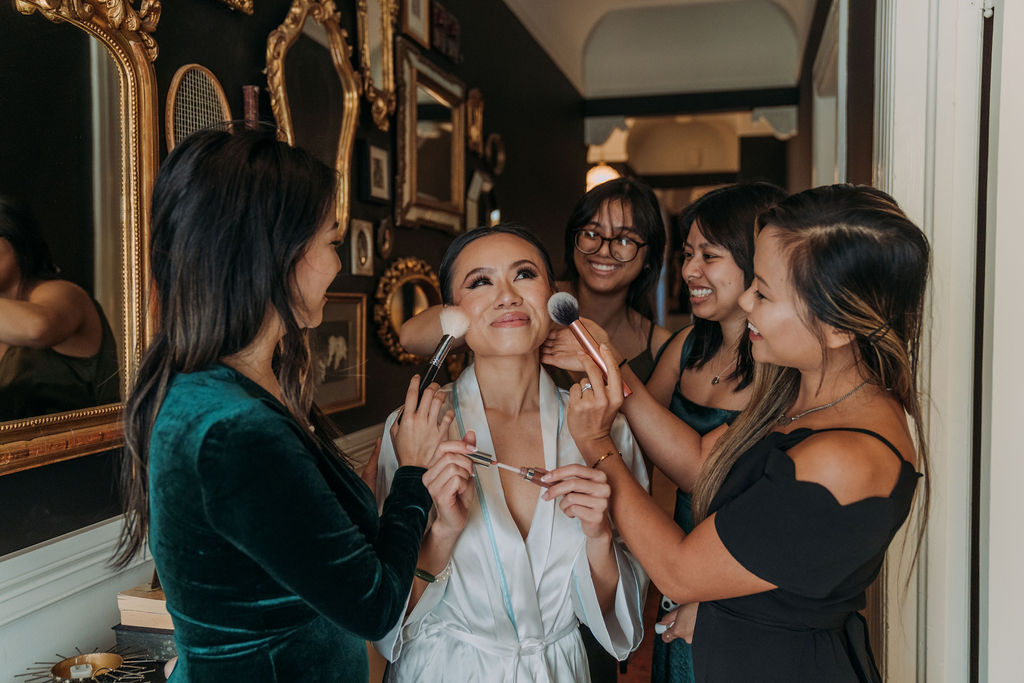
[374,226,649,682]
[0,197,119,420]
[115,129,458,682]
[545,185,929,682]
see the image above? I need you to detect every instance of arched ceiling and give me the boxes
[501,0,816,98]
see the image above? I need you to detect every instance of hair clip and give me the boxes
[866,322,891,343]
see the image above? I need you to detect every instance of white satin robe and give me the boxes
[374,365,649,682]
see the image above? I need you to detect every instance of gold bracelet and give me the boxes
[592,451,620,469]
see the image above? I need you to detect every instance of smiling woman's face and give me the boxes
[450,233,555,358]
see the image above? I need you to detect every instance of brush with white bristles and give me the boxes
[417,306,470,404]
[547,292,632,397]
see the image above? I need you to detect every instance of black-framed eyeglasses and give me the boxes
[574,229,647,263]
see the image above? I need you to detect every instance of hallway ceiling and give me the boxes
[501,0,816,98]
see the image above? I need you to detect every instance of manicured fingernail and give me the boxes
[541,473,551,482]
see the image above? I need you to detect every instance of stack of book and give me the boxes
[114,582,177,661]
[117,582,173,630]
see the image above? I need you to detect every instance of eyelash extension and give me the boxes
[754,290,766,300]
[468,275,491,289]
[515,267,538,279]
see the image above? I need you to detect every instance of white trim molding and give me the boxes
[0,518,154,679]
[874,0,985,681]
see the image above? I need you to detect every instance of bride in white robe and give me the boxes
[373,227,649,682]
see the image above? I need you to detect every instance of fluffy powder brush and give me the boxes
[546,292,631,397]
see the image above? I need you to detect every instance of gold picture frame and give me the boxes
[357,0,398,130]
[2,0,161,476]
[266,0,361,240]
[314,293,367,413]
[395,37,465,233]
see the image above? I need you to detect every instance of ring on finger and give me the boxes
[581,382,593,393]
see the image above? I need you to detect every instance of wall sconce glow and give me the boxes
[586,163,621,191]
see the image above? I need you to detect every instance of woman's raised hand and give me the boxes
[565,344,624,463]
[391,375,454,469]
[423,431,477,537]
[541,464,612,541]
[656,603,698,644]
[540,317,621,371]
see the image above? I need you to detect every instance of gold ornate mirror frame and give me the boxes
[266,0,360,239]
[373,257,442,364]
[395,36,465,233]
[1,0,160,476]
[357,0,397,131]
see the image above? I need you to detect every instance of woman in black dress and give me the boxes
[543,184,928,682]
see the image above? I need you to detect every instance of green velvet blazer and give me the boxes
[148,364,431,682]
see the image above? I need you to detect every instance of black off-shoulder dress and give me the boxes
[692,427,920,683]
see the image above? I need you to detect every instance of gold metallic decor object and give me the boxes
[20,647,156,681]
[2,0,161,475]
[374,257,443,363]
[218,0,253,14]
[467,87,483,156]
[266,0,361,240]
[395,37,465,233]
[357,0,397,130]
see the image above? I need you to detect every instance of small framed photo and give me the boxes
[314,293,366,414]
[350,219,374,276]
[361,142,391,202]
[402,0,430,48]
[377,216,395,259]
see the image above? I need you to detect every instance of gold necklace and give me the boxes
[778,381,868,425]
[711,357,737,385]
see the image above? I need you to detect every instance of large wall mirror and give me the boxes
[0,0,159,475]
[395,37,465,233]
[267,0,360,239]
[357,0,397,131]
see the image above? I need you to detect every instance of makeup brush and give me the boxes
[417,306,470,405]
[463,450,551,488]
[546,292,631,397]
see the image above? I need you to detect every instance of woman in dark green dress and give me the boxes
[545,185,929,682]
[114,129,474,682]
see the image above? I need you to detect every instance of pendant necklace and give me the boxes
[711,357,737,385]
[778,381,868,425]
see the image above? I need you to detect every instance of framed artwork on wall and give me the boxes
[350,219,374,275]
[402,0,430,48]
[361,141,391,202]
[314,293,366,413]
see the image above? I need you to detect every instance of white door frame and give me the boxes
[874,0,987,680]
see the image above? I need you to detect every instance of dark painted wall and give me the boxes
[0,0,585,554]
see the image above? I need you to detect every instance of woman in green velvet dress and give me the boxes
[114,129,470,682]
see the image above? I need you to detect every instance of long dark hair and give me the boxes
[0,196,59,284]
[114,129,342,567]
[561,178,665,319]
[681,183,786,390]
[694,185,930,569]
[440,223,556,304]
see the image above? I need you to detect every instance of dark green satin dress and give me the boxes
[651,330,739,683]
[148,364,432,682]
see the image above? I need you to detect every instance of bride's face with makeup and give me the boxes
[450,233,555,358]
